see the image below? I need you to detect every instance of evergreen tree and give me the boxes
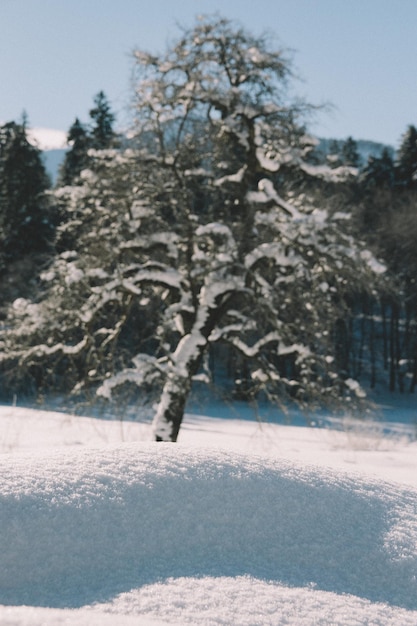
[341,136,360,168]
[326,140,342,168]
[89,91,115,149]
[360,148,395,190]
[0,120,52,266]
[395,124,417,187]
[58,118,91,186]
[58,93,115,186]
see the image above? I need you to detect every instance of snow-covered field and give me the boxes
[0,395,416,625]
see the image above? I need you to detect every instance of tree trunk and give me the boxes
[369,298,376,389]
[381,298,388,371]
[153,375,192,442]
[152,330,208,441]
[389,301,398,392]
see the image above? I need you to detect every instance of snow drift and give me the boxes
[1,443,416,616]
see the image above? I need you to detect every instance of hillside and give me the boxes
[314,137,395,166]
[41,142,394,185]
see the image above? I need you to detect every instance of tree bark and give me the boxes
[153,375,192,442]
[152,330,208,441]
[389,301,398,392]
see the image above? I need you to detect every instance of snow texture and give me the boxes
[0,402,417,625]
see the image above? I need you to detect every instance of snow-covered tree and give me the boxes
[1,16,385,438]
[0,150,152,396]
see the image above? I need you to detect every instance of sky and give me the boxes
[1,0,417,148]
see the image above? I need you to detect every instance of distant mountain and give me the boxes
[28,127,67,151]
[35,128,395,185]
[355,139,395,164]
[315,138,395,167]
[27,127,67,184]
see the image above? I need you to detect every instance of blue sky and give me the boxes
[1,0,416,147]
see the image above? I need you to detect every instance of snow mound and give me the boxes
[0,605,161,626]
[1,443,416,622]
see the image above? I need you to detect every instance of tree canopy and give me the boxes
[89,91,116,150]
[0,120,52,268]
[0,17,387,439]
[58,92,116,186]
[395,124,417,187]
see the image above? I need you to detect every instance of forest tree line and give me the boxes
[0,17,416,437]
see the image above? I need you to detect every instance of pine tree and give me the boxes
[89,91,116,149]
[0,120,52,266]
[341,137,360,168]
[58,93,115,186]
[395,124,417,187]
[58,118,91,186]
[360,148,395,190]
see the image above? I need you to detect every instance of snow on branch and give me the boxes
[121,232,180,261]
[195,222,235,239]
[208,322,247,343]
[246,179,300,217]
[200,277,245,309]
[214,166,247,186]
[226,331,280,358]
[225,332,310,361]
[360,250,386,275]
[12,337,90,364]
[245,242,297,270]
[121,268,184,294]
[97,354,166,399]
[300,162,359,182]
[255,148,280,172]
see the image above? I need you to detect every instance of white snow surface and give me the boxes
[0,397,417,625]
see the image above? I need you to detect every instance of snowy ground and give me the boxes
[0,394,416,625]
